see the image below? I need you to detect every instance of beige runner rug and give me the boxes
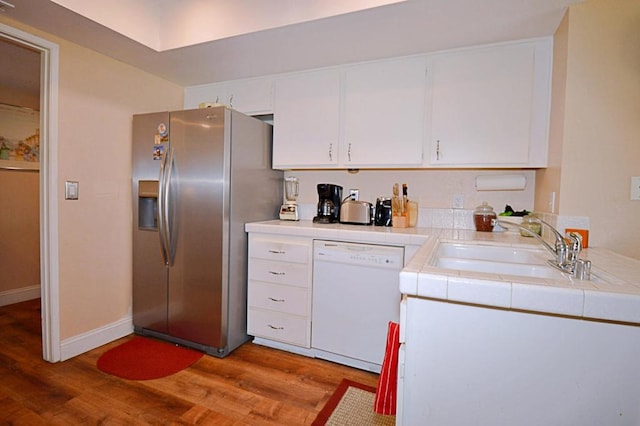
[312,379,395,426]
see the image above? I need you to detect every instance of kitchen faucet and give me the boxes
[494,218,592,280]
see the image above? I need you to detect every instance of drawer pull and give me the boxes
[268,249,285,254]
[268,297,285,303]
[268,324,284,330]
[268,271,285,276]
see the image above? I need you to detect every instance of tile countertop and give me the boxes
[245,219,432,247]
[402,229,640,325]
[245,220,640,325]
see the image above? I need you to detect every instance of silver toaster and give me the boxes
[339,200,373,225]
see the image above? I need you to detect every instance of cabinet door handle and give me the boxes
[348,143,352,162]
[268,324,284,330]
[328,143,333,162]
[268,271,285,276]
[436,140,441,161]
[268,249,285,254]
[268,297,285,303]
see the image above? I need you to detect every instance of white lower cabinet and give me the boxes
[247,234,313,347]
[249,282,308,317]
[247,309,309,347]
[398,296,640,425]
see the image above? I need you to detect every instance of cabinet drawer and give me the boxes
[248,308,310,347]
[248,281,309,317]
[249,258,309,288]
[250,238,310,263]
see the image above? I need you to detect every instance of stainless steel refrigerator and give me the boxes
[132,107,282,356]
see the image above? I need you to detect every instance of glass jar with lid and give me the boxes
[520,214,542,237]
[473,202,496,232]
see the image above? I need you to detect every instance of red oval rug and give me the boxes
[97,336,203,380]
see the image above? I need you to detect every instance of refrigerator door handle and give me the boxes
[164,147,176,266]
[157,148,170,265]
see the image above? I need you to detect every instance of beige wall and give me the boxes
[291,169,536,216]
[56,42,183,339]
[0,17,184,340]
[0,169,40,292]
[537,0,640,259]
[535,12,568,215]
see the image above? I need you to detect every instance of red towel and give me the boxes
[374,321,400,415]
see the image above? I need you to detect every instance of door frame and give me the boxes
[0,23,60,362]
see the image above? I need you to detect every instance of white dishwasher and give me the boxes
[312,240,404,372]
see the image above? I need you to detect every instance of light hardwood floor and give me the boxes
[0,299,379,425]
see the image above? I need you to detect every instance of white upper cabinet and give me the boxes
[272,57,427,169]
[426,39,552,167]
[342,57,426,168]
[272,69,342,169]
[184,77,274,116]
[192,37,552,170]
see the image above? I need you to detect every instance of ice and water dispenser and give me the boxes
[138,180,159,230]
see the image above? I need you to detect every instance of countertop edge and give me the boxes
[246,220,640,325]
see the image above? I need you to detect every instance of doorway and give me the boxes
[0,22,60,362]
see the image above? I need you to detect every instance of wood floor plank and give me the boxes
[180,404,239,425]
[0,299,380,424]
[0,391,46,425]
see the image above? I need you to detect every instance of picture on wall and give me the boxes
[0,103,40,170]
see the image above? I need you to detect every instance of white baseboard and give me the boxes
[60,315,134,361]
[0,285,41,306]
[251,337,381,373]
[252,337,315,358]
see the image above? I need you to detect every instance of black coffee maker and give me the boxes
[313,183,343,223]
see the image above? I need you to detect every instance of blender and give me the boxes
[279,176,300,221]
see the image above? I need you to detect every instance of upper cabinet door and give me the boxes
[342,57,426,167]
[183,77,274,115]
[269,37,551,170]
[225,78,274,115]
[272,69,341,169]
[427,39,551,167]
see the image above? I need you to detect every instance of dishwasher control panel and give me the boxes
[313,240,404,270]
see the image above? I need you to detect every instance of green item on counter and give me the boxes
[500,204,530,217]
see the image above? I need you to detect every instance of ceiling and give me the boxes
[1,0,582,90]
[47,0,409,52]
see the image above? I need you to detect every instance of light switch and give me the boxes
[631,177,640,201]
[65,181,79,200]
